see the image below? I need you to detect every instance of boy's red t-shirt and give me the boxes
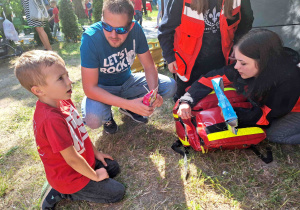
[53,7,59,23]
[33,99,95,194]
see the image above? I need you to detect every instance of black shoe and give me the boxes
[41,183,63,210]
[119,108,148,123]
[103,118,118,134]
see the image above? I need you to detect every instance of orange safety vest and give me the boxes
[174,0,241,82]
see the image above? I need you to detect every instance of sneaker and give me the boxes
[41,182,63,210]
[103,118,118,134]
[119,108,148,123]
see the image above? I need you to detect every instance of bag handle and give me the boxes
[171,139,190,180]
[249,145,273,164]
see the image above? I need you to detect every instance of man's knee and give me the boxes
[84,114,103,129]
[159,77,177,99]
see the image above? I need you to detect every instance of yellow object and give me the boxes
[207,127,265,141]
[131,41,165,73]
[178,136,190,146]
[208,87,236,94]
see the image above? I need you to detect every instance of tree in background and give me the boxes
[0,0,23,22]
[0,0,24,33]
[59,0,82,42]
[73,0,86,19]
[92,0,103,23]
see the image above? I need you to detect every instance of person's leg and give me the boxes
[35,27,52,50]
[138,10,143,26]
[81,85,122,133]
[121,72,176,100]
[142,0,147,15]
[65,159,125,203]
[41,183,64,209]
[266,112,300,144]
[88,11,92,21]
[53,23,58,37]
[156,10,161,27]
[81,96,113,129]
[134,11,138,21]
[94,158,121,178]
[49,22,53,32]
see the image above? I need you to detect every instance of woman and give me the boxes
[158,0,254,101]
[178,29,300,144]
[21,0,52,50]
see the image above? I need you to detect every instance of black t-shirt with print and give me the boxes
[197,0,223,61]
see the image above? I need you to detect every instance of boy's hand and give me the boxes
[95,151,113,167]
[95,168,109,182]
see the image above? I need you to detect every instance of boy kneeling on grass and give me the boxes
[14,50,125,209]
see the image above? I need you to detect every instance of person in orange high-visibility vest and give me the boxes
[158,0,254,101]
[178,29,300,144]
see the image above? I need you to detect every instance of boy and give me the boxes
[85,0,93,22]
[14,50,125,209]
[49,1,59,37]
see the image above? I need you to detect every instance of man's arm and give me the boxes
[81,66,154,116]
[138,50,163,107]
[60,145,109,182]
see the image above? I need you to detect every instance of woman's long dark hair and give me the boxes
[191,0,234,19]
[236,29,292,104]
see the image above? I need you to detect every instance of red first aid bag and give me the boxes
[172,88,272,163]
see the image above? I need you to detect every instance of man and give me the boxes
[80,0,176,134]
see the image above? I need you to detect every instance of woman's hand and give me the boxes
[178,102,192,119]
[168,61,178,73]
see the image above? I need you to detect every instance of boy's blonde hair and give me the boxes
[14,50,65,93]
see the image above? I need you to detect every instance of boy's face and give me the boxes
[35,64,72,107]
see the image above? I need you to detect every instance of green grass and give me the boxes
[0,17,300,209]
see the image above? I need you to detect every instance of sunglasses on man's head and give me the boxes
[102,21,132,34]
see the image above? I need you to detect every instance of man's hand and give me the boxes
[152,94,163,108]
[168,61,178,73]
[128,97,155,116]
[94,151,113,167]
[178,102,192,119]
[95,168,109,182]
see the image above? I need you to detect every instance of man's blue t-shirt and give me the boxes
[80,21,149,86]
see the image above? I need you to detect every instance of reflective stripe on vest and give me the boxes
[174,0,241,82]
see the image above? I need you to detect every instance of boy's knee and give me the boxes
[105,159,121,178]
[107,181,125,203]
